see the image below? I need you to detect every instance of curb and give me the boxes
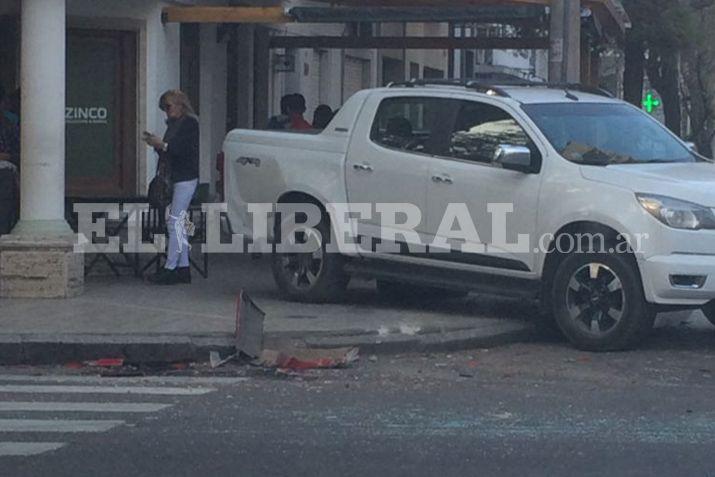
[0,333,235,366]
[303,321,534,354]
[0,322,535,365]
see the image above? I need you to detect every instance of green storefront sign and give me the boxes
[65,33,117,185]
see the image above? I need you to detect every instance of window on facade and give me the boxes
[423,67,444,79]
[484,49,494,65]
[465,51,475,78]
[410,62,421,80]
[370,97,455,155]
[449,101,536,165]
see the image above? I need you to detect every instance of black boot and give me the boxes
[177,267,191,284]
[148,268,180,285]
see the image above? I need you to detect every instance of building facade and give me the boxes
[0,0,626,298]
[1,0,228,199]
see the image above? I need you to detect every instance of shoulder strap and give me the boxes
[155,150,171,176]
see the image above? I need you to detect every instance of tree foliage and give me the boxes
[679,1,715,156]
[621,0,715,155]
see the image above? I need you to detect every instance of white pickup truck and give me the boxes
[222,80,715,351]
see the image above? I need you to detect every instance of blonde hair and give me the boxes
[159,89,195,117]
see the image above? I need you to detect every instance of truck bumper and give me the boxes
[640,253,715,306]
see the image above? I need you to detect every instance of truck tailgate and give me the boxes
[222,130,349,240]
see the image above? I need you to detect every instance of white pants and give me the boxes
[165,179,198,270]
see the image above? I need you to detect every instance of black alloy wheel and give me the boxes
[271,212,348,303]
[551,251,653,351]
[565,263,625,336]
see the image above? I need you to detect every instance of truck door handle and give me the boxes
[431,175,453,184]
[237,156,261,167]
[353,163,373,172]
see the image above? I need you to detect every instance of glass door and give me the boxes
[66,28,137,197]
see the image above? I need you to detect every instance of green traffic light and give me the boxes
[642,92,661,114]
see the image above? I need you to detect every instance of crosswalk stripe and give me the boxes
[0,378,214,459]
[0,375,248,385]
[0,385,214,396]
[0,419,124,433]
[0,442,65,456]
[0,402,171,413]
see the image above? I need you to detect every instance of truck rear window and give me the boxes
[370,97,454,155]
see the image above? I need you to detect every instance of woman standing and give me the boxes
[143,90,199,285]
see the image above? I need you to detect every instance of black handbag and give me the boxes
[148,151,172,209]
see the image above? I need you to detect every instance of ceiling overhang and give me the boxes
[162,1,629,37]
[288,5,546,24]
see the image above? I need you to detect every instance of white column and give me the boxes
[19,0,66,226]
[0,0,82,298]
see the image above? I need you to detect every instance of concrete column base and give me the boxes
[0,220,84,298]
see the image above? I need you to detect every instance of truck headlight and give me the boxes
[637,194,715,230]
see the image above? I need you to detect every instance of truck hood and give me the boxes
[581,162,715,207]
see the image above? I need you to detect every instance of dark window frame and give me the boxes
[368,96,459,158]
[368,96,544,173]
[431,99,543,173]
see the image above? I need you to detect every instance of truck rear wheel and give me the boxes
[271,214,348,303]
[550,251,652,351]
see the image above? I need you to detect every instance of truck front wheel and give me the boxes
[271,215,349,303]
[550,251,653,351]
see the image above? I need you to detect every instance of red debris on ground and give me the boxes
[256,347,359,370]
[84,358,125,367]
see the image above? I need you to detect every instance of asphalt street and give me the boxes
[1,322,714,477]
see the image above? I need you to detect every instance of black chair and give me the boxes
[65,193,208,279]
[66,196,148,277]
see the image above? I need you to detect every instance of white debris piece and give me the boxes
[399,324,421,336]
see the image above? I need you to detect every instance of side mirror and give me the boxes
[685,141,698,152]
[494,145,534,173]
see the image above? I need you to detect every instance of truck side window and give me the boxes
[370,97,455,155]
[450,101,540,166]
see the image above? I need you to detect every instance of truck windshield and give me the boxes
[521,103,696,165]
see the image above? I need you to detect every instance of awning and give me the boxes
[162,0,630,36]
[306,0,630,34]
[162,6,292,24]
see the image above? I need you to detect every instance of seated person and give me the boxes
[381,117,414,150]
[312,104,334,130]
[287,94,312,130]
[267,94,292,130]
[0,85,19,168]
[0,86,19,234]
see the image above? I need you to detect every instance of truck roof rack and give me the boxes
[494,80,615,98]
[387,78,614,99]
[386,79,512,98]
